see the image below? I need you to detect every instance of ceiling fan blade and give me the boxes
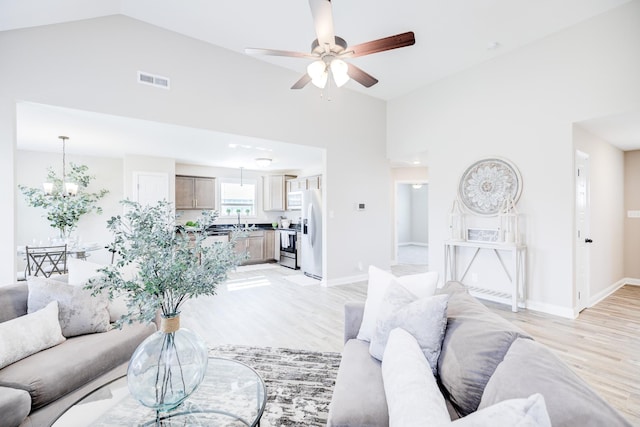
[347,63,378,88]
[291,73,312,90]
[245,48,317,59]
[309,0,336,51]
[344,31,415,58]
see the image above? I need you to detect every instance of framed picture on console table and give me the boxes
[467,228,500,243]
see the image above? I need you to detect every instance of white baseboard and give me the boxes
[624,277,640,286]
[323,273,368,287]
[524,299,578,319]
[589,279,626,307]
[398,242,429,247]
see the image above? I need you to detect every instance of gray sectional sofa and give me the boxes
[327,281,632,426]
[0,282,156,427]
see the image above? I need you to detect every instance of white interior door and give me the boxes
[133,172,169,206]
[575,151,590,312]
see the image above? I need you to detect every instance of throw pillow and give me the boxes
[452,393,551,427]
[67,258,131,323]
[382,328,451,427]
[369,284,449,375]
[27,276,110,337]
[357,266,439,342]
[0,301,66,369]
[396,271,439,298]
[67,258,104,285]
[479,337,632,427]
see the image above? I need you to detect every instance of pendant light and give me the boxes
[43,136,78,197]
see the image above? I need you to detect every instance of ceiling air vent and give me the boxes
[137,71,170,90]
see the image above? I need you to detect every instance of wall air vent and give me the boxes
[137,71,170,90]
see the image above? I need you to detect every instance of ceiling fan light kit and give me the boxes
[245,0,415,91]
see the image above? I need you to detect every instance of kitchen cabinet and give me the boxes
[232,230,265,264]
[176,175,216,210]
[306,175,322,190]
[264,230,275,260]
[263,175,295,211]
[287,178,307,192]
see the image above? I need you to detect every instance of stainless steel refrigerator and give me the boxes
[301,189,322,280]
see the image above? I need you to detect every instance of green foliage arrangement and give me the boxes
[18,163,109,238]
[88,200,246,326]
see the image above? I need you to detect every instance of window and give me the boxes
[219,179,257,217]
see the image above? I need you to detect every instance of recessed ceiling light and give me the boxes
[412,160,421,165]
[228,143,237,148]
[487,41,501,50]
[412,184,423,189]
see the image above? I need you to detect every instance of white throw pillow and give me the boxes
[27,276,110,337]
[67,258,104,286]
[382,328,451,427]
[452,394,551,427]
[369,284,449,374]
[396,271,439,298]
[0,301,66,369]
[357,266,439,342]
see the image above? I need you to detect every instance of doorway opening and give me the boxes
[395,183,428,266]
[575,150,590,312]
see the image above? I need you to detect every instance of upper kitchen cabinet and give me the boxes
[306,175,322,190]
[175,175,216,210]
[263,174,295,211]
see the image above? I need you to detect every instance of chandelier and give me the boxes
[43,136,78,197]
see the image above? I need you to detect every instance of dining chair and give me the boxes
[25,245,68,277]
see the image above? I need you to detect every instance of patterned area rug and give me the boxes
[209,345,342,426]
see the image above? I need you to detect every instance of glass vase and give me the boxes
[127,313,208,412]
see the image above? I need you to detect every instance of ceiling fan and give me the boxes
[245,0,415,90]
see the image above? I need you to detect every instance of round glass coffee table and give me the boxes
[53,357,266,426]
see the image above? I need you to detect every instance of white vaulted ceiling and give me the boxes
[1,0,631,100]
[3,0,638,165]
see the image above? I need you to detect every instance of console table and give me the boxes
[444,240,526,312]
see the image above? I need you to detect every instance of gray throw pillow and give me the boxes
[369,284,449,374]
[479,338,632,427]
[27,276,110,338]
[436,281,532,417]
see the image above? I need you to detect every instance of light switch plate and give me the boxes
[628,210,640,218]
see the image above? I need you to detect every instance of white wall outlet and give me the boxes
[357,261,363,271]
[628,210,640,218]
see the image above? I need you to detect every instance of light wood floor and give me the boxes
[181,264,639,424]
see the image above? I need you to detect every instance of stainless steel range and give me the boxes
[278,228,298,269]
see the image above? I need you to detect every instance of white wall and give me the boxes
[0,15,389,284]
[410,185,428,244]
[387,1,640,316]
[396,184,411,243]
[573,125,625,304]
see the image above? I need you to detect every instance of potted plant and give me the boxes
[18,163,108,240]
[87,199,246,411]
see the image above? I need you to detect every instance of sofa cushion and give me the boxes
[0,283,28,323]
[382,328,451,426]
[358,266,438,342]
[327,338,388,427]
[436,281,532,417]
[479,338,632,427]
[0,321,156,410]
[0,386,31,427]
[0,301,66,369]
[27,276,110,337]
[369,284,449,375]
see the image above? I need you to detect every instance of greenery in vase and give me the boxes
[87,199,247,326]
[18,163,109,238]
